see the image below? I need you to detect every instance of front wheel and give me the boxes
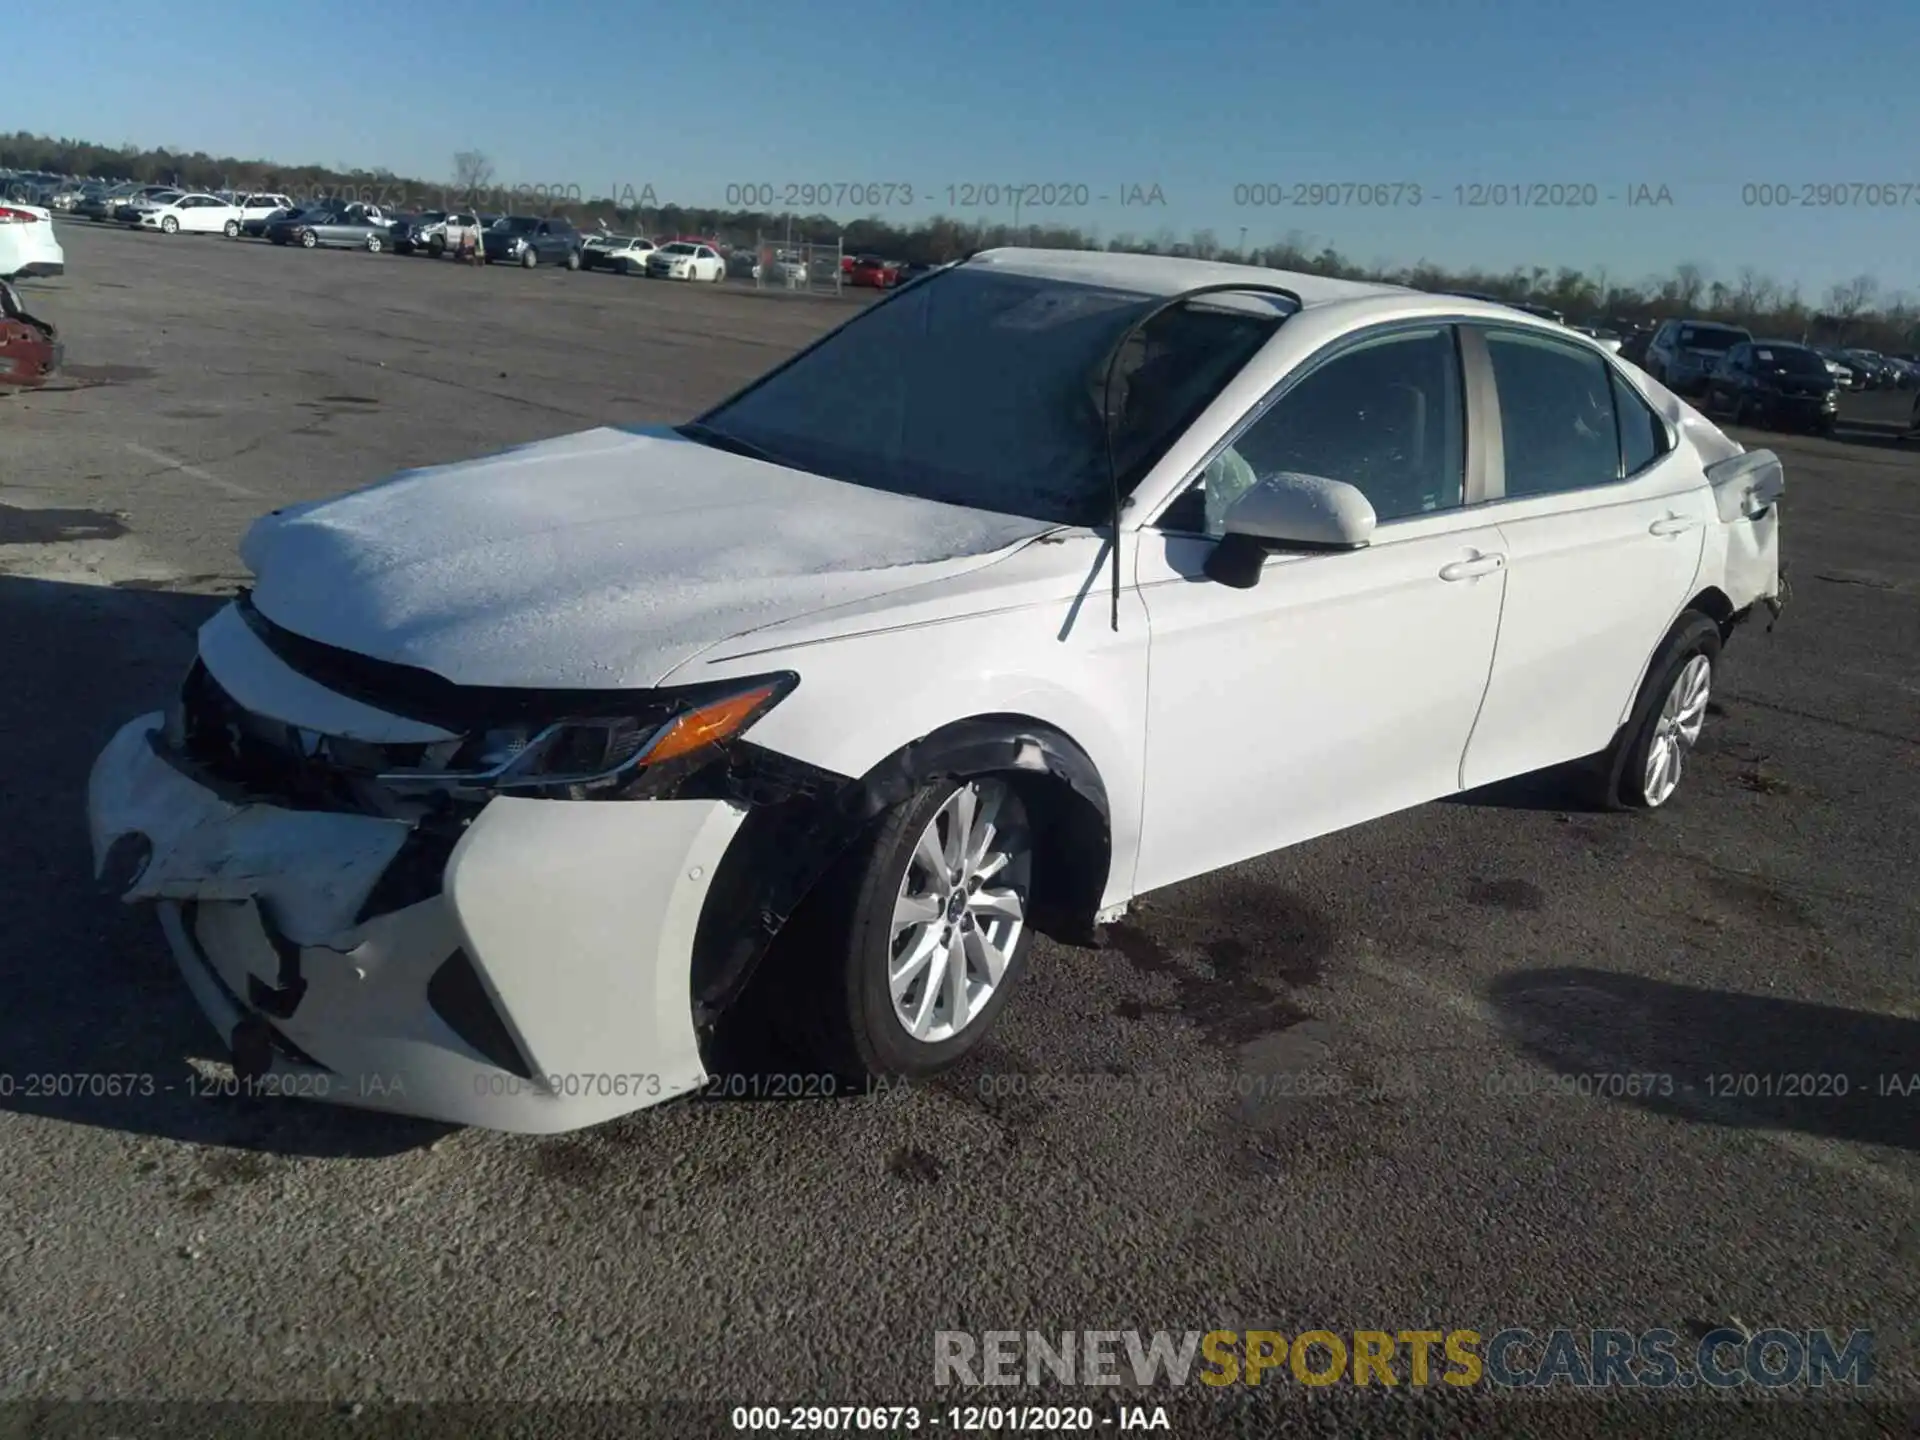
[223,219,240,238]
[300,229,318,249]
[160,215,179,234]
[520,247,537,268]
[1591,612,1721,810]
[365,233,383,253]
[793,776,1035,1079]
[565,250,580,271]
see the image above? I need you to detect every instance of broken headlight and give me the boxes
[376,674,796,800]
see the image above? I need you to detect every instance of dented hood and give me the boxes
[240,426,1052,689]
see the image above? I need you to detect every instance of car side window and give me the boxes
[1482,329,1622,498]
[1157,327,1466,536]
[1611,368,1670,477]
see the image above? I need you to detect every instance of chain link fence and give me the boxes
[752,235,844,295]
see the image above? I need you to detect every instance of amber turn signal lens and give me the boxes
[643,685,779,765]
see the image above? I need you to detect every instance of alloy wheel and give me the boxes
[888,779,1030,1043]
[1643,654,1711,807]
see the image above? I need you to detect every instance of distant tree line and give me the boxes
[5,130,1914,350]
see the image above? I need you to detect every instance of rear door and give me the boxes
[1458,327,1709,789]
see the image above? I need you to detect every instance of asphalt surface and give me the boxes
[1,222,1916,1438]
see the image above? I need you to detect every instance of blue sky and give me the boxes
[14,0,1920,296]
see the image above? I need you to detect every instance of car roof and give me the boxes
[966,247,1414,309]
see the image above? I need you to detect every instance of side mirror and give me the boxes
[1203,472,1376,589]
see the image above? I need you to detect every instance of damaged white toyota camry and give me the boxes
[88,249,1785,1133]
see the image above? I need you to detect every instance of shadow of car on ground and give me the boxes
[1484,966,1918,1152]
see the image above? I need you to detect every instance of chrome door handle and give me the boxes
[1650,515,1701,536]
[1439,553,1506,581]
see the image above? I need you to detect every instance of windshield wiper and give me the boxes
[676,422,784,466]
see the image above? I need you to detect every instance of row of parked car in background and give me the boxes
[8,169,1919,438]
[39,178,935,286]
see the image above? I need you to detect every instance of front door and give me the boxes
[1133,323,1507,894]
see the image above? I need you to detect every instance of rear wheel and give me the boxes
[223,219,240,238]
[428,235,446,258]
[1589,612,1721,811]
[791,776,1035,1080]
[364,232,383,253]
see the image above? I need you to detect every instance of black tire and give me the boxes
[223,219,240,238]
[300,229,317,249]
[565,250,580,271]
[364,232,383,253]
[427,235,446,258]
[160,215,178,235]
[521,247,537,268]
[788,778,1035,1081]
[1587,611,1722,811]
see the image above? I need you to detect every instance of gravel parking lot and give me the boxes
[2,223,1916,1435]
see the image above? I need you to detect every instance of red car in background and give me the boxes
[0,280,60,392]
[848,254,901,288]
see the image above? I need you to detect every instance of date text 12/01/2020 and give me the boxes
[721,183,1168,211]
[1228,182,1677,208]
[0,1070,406,1101]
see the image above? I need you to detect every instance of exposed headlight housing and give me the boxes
[376,674,796,800]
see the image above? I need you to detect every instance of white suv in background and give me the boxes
[233,193,295,235]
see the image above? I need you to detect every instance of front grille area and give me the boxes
[176,659,434,812]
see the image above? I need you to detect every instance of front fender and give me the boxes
[684,713,1118,1026]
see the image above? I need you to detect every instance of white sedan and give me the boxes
[136,192,245,235]
[86,250,1784,1133]
[0,200,65,279]
[645,240,725,281]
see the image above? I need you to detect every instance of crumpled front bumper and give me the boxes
[87,715,746,1133]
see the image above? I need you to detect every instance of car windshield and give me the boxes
[694,265,1290,526]
[1677,325,1744,351]
[1752,346,1829,376]
[498,216,539,233]
[661,243,697,256]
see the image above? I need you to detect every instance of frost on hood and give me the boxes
[241,426,1052,690]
